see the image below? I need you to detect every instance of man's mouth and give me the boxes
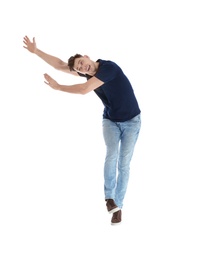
[86,65,90,72]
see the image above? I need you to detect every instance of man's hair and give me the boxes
[68,54,83,71]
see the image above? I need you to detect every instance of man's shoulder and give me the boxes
[98,59,119,70]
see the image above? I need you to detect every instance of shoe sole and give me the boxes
[111,221,122,226]
[108,207,120,214]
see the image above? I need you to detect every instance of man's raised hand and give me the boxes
[23,36,37,53]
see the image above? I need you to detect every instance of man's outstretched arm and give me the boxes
[23,36,78,76]
[43,73,104,95]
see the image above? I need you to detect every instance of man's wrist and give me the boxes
[34,48,39,55]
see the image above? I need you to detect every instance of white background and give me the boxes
[0,0,199,259]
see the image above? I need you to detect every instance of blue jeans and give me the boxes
[103,114,141,209]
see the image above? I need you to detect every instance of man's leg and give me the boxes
[102,119,121,202]
[115,114,141,209]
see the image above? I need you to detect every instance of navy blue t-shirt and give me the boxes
[78,59,140,122]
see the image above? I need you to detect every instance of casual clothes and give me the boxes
[78,59,141,208]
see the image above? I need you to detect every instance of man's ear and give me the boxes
[84,55,89,59]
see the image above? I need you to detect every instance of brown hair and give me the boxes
[68,54,83,71]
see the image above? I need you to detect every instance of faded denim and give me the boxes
[103,114,141,209]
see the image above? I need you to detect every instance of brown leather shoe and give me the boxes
[105,199,120,214]
[111,210,122,225]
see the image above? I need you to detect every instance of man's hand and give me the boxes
[44,73,60,90]
[23,36,37,53]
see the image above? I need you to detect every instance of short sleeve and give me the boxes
[95,61,119,83]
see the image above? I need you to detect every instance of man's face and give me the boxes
[73,55,96,76]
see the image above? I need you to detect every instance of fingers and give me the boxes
[44,73,51,85]
[23,35,29,43]
[44,73,49,80]
[23,35,35,44]
[43,74,58,89]
[23,36,29,47]
[44,73,52,81]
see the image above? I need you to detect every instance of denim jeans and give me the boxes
[102,113,141,209]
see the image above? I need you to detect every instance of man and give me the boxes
[23,35,141,225]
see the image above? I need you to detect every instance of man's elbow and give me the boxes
[79,85,90,95]
[79,88,89,95]
[54,60,67,70]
